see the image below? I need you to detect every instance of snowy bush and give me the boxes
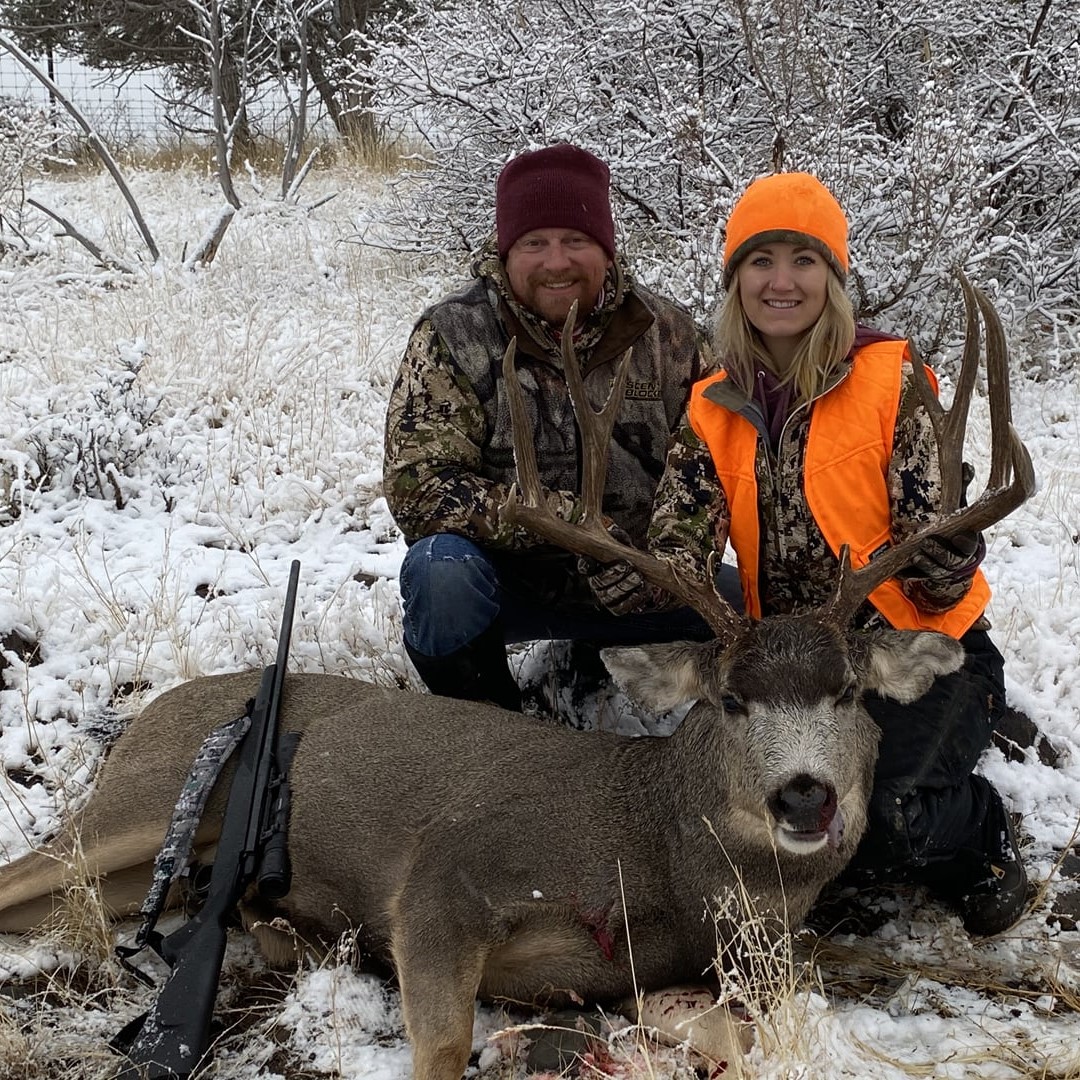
[0,348,164,517]
[0,95,63,235]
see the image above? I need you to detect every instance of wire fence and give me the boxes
[0,48,335,148]
[0,52,171,141]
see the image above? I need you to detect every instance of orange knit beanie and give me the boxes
[722,172,849,287]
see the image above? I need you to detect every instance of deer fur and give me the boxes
[0,617,964,1080]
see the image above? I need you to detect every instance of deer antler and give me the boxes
[500,303,746,643]
[827,274,1036,625]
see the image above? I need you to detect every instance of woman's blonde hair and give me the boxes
[711,271,856,405]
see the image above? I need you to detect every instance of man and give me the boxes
[383,143,737,710]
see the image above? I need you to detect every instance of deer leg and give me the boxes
[0,852,159,932]
[0,822,220,934]
[391,921,485,1080]
[0,852,182,935]
[0,849,69,931]
[240,901,306,970]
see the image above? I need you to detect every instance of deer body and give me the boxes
[0,617,963,1080]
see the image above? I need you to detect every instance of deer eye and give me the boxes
[721,693,746,715]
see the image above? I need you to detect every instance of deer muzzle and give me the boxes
[768,775,844,854]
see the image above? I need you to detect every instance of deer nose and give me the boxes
[768,774,837,833]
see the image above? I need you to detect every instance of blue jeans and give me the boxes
[399,533,743,656]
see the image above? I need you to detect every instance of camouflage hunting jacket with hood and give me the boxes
[383,244,704,605]
[647,333,983,630]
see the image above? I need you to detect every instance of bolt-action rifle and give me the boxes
[111,559,301,1079]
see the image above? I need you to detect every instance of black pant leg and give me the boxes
[851,628,1005,875]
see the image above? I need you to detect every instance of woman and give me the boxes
[648,172,1026,935]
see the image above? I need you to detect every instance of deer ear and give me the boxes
[853,630,966,704]
[600,643,715,712]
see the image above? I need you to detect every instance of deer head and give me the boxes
[499,276,1034,859]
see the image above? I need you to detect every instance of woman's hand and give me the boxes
[903,531,985,584]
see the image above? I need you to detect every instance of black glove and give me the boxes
[577,523,651,616]
[903,530,984,585]
[582,559,650,615]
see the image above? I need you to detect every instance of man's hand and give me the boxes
[581,557,651,616]
[578,523,652,616]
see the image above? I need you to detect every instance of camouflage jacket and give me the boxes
[648,352,979,629]
[383,247,703,603]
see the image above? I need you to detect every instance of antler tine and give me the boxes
[499,307,746,643]
[500,336,542,508]
[908,272,983,510]
[973,281,1016,491]
[828,279,1035,626]
[558,304,631,523]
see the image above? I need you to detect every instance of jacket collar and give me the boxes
[701,363,851,413]
[701,322,900,416]
[701,352,853,450]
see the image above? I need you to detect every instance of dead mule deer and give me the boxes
[0,279,1033,1080]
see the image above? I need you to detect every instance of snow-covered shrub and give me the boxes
[0,95,63,238]
[355,0,1080,367]
[0,348,163,517]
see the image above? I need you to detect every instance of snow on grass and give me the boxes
[0,162,1078,1078]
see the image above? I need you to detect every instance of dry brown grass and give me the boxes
[809,928,1080,1014]
[35,130,419,181]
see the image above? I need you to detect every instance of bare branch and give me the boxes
[27,198,135,275]
[285,150,320,203]
[183,204,237,269]
[280,1,311,199]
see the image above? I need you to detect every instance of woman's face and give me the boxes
[736,242,830,363]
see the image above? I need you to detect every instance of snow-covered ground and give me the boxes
[0,164,1078,1078]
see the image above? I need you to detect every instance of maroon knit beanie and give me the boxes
[495,144,616,259]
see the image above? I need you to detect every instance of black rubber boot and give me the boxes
[920,784,1028,935]
[952,788,1028,935]
[404,621,522,712]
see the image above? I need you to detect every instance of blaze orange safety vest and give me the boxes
[687,340,990,637]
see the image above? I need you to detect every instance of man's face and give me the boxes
[504,228,612,327]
